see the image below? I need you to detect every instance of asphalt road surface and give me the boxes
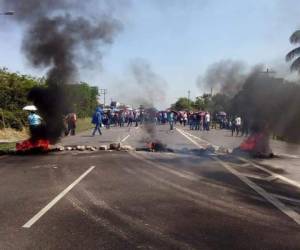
[1,124,300,249]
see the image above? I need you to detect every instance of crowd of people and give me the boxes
[61,105,249,137]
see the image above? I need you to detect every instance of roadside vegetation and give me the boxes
[0,68,99,141]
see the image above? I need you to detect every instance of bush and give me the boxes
[0,110,26,130]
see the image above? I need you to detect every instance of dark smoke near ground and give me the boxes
[232,71,300,143]
[130,58,167,108]
[199,59,300,143]
[2,0,122,143]
[130,59,167,141]
[200,60,246,97]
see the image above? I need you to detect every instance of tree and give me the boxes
[171,97,194,111]
[0,68,99,130]
[286,30,300,72]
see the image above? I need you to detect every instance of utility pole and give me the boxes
[187,90,191,109]
[260,68,276,76]
[100,89,108,107]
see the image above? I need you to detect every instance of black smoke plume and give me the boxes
[232,69,300,143]
[2,0,122,143]
[199,60,246,97]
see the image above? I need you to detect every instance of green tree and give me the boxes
[0,68,99,130]
[65,82,99,118]
[171,97,194,111]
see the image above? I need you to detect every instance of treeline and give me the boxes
[0,68,99,130]
[171,93,230,114]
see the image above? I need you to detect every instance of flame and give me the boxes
[16,139,50,152]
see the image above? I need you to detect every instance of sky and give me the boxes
[0,0,300,109]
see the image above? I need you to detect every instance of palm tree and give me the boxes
[286,30,300,72]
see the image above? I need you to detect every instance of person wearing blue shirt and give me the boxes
[28,111,42,140]
[91,106,103,136]
[28,111,42,126]
[167,111,174,130]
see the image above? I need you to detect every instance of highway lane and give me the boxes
[0,125,300,249]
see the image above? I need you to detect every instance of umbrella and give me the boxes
[218,111,227,116]
[23,105,37,111]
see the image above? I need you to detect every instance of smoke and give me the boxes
[2,0,123,143]
[130,58,167,108]
[232,68,300,143]
[198,59,300,144]
[198,60,247,97]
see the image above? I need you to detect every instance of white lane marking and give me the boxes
[175,128,204,149]
[278,153,300,159]
[237,157,300,190]
[213,157,300,225]
[177,129,300,225]
[272,194,300,204]
[22,166,95,228]
[129,152,199,181]
[179,128,300,190]
[121,134,130,142]
[239,173,269,181]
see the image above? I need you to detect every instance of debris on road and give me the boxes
[110,143,120,150]
[99,145,108,150]
[120,145,134,151]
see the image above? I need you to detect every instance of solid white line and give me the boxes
[180,130,215,146]
[237,157,300,190]
[239,173,268,180]
[272,194,300,204]
[175,128,204,148]
[213,157,300,225]
[176,129,300,225]
[179,128,300,190]
[121,134,130,143]
[22,166,95,228]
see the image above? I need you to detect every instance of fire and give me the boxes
[16,139,50,152]
[239,132,272,157]
[147,140,167,152]
[240,133,264,151]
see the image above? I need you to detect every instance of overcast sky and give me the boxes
[0,0,299,108]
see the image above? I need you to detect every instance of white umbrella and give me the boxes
[23,105,37,111]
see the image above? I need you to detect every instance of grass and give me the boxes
[0,118,92,152]
[0,142,16,151]
[76,117,93,133]
[0,128,29,141]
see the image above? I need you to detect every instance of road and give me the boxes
[0,124,300,249]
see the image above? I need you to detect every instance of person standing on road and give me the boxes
[167,111,174,130]
[92,106,103,136]
[205,112,210,131]
[127,112,133,127]
[195,113,201,130]
[65,112,77,136]
[183,112,188,126]
[235,116,242,136]
[28,110,42,140]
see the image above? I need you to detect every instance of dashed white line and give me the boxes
[22,166,95,228]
